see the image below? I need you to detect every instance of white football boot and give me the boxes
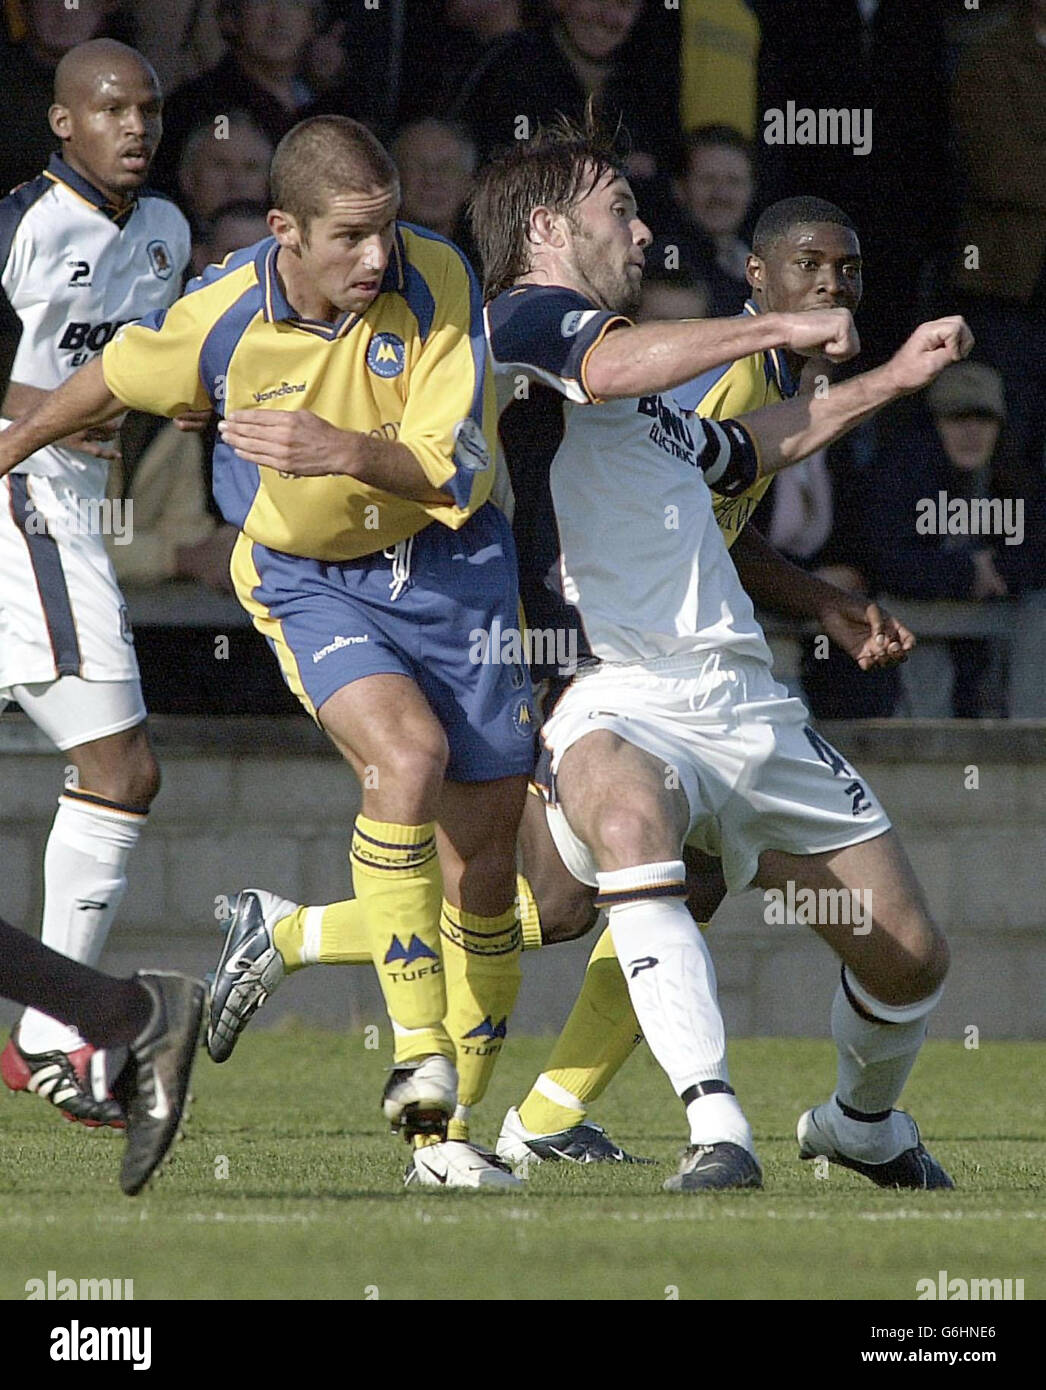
[405,1140,523,1190]
[381,1054,458,1136]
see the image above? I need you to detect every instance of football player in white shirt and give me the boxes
[0,41,191,1125]
[475,117,970,1191]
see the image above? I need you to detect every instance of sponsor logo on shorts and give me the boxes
[512,696,535,738]
[147,238,174,279]
[366,332,406,378]
[253,380,306,403]
[312,634,369,663]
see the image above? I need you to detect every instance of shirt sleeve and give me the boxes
[486,286,630,404]
[101,293,213,416]
[397,245,497,520]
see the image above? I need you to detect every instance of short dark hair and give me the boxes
[469,110,627,301]
[752,196,857,256]
[270,116,398,236]
[681,124,753,168]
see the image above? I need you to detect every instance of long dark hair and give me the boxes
[468,109,627,301]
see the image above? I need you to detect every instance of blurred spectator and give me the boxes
[677,0,760,141]
[104,413,234,593]
[1,0,123,193]
[409,0,530,125]
[392,119,479,265]
[752,0,956,366]
[191,199,270,276]
[951,0,1046,478]
[176,112,272,236]
[447,0,681,182]
[657,125,754,317]
[149,0,348,195]
[635,269,707,323]
[848,362,1014,717]
[126,0,224,94]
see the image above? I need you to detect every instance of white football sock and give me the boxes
[600,862,753,1152]
[19,793,147,1054]
[832,967,940,1117]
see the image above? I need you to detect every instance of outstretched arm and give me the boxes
[584,307,860,401]
[737,317,974,478]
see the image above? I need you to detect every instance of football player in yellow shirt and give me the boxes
[0,115,536,1189]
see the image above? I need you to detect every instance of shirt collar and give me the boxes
[744,298,798,399]
[259,226,407,333]
[44,153,137,224]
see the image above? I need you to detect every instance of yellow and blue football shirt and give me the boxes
[672,298,799,550]
[101,225,497,562]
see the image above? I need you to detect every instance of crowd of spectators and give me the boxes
[1,0,1042,718]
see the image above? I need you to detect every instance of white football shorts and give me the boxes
[0,473,144,746]
[541,651,891,894]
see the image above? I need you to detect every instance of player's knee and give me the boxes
[381,733,449,803]
[882,920,950,1005]
[592,800,677,871]
[83,741,161,810]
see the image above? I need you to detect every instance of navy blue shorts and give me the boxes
[232,504,535,782]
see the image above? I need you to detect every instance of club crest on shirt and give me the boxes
[366,331,406,377]
[146,240,174,280]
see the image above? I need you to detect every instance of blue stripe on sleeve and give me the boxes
[401,224,491,512]
[198,285,265,529]
[0,174,51,278]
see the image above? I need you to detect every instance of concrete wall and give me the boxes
[1,716,1043,1039]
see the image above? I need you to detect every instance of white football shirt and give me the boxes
[0,154,190,500]
[486,284,773,668]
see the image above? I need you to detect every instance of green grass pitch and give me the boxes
[1,1034,1042,1301]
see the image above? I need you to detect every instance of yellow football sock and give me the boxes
[517,874,543,951]
[350,816,453,1065]
[518,918,713,1134]
[273,899,371,972]
[440,900,521,1143]
[517,924,638,1134]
